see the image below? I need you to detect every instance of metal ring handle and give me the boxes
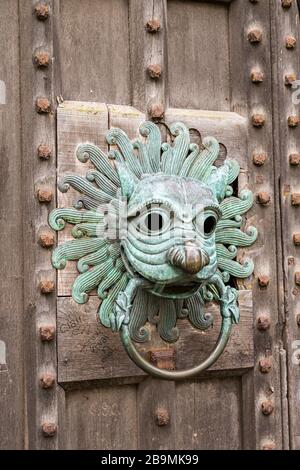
[120,316,232,381]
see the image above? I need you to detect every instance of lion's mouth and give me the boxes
[149,281,200,299]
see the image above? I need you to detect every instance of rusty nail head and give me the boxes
[285,74,297,86]
[38,231,55,248]
[295,272,300,285]
[248,29,262,44]
[257,314,271,331]
[257,192,271,205]
[36,98,51,114]
[34,3,49,20]
[293,234,300,246]
[261,400,274,416]
[146,19,161,33]
[251,71,264,83]
[39,280,55,294]
[37,187,53,203]
[286,35,296,49]
[288,115,300,128]
[253,152,267,166]
[149,103,165,120]
[40,325,55,342]
[38,144,52,160]
[155,407,170,426]
[258,275,270,288]
[259,357,272,373]
[41,422,57,437]
[289,153,300,166]
[252,113,266,127]
[291,193,300,206]
[282,0,293,7]
[147,64,162,79]
[40,373,55,389]
[34,51,50,68]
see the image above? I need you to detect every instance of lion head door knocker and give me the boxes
[49,122,257,380]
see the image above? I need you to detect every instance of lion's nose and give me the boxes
[167,242,209,274]
[184,241,205,274]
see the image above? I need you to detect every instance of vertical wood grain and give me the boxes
[55,0,130,104]
[0,0,24,449]
[64,386,138,450]
[271,1,300,450]
[19,0,58,449]
[167,0,230,111]
[175,378,242,450]
[230,0,283,449]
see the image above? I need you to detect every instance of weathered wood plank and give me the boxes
[270,1,300,450]
[230,0,283,449]
[57,296,145,383]
[64,386,137,450]
[167,0,230,111]
[56,0,131,104]
[193,377,242,449]
[175,378,242,449]
[57,101,108,175]
[57,291,253,385]
[0,0,24,450]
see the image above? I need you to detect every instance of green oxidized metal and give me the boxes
[49,121,257,380]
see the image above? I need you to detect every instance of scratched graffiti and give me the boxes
[59,310,113,363]
[59,312,90,336]
[79,327,113,363]
[89,401,120,419]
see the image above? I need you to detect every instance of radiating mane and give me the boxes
[49,121,257,342]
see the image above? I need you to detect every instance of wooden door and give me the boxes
[1,0,300,450]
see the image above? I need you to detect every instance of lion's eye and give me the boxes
[204,215,217,236]
[134,207,171,235]
[144,211,164,231]
[194,212,218,237]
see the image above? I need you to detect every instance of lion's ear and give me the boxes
[206,164,229,202]
[115,162,136,199]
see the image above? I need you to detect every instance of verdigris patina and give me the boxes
[49,121,257,379]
